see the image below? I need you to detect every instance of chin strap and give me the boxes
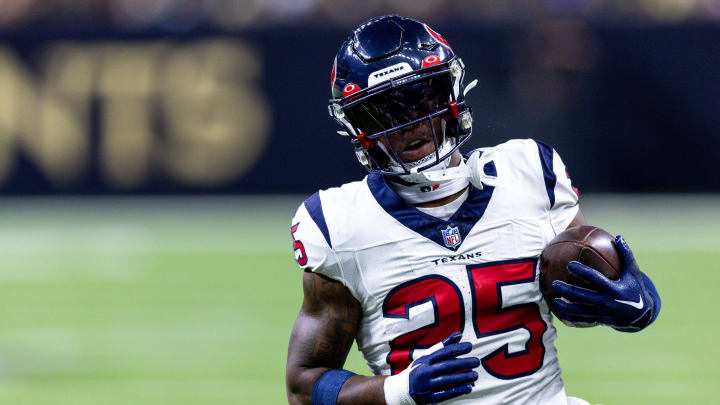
[389,150,498,204]
[390,158,469,204]
[399,150,498,188]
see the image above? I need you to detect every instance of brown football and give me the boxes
[539,226,623,309]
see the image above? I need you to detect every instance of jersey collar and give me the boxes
[367,173,495,251]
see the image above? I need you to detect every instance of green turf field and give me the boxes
[0,195,717,404]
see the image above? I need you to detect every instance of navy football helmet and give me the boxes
[329,15,476,178]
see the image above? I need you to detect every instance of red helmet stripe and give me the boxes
[330,57,337,90]
[424,24,452,51]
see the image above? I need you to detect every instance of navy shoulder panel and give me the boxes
[304,192,333,248]
[535,140,557,208]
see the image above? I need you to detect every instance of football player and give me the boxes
[286,15,660,405]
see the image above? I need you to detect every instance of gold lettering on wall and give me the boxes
[159,39,270,186]
[0,46,89,187]
[0,37,271,190]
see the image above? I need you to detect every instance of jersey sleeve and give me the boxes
[290,194,344,284]
[535,141,580,233]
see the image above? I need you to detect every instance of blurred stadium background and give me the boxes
[0,1,718,404]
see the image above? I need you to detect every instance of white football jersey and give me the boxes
[290,139,580,404]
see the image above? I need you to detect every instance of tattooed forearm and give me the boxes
[286,272,388,405]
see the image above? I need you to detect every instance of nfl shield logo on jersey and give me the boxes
[441,225,462,248]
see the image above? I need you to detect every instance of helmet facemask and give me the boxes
[330,59,473,178]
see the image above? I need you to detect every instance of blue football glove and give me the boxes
[551,235,661,332]
[384,332,480,405]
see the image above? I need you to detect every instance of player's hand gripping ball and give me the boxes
[539,226,622,308]
[539,226,661,331]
